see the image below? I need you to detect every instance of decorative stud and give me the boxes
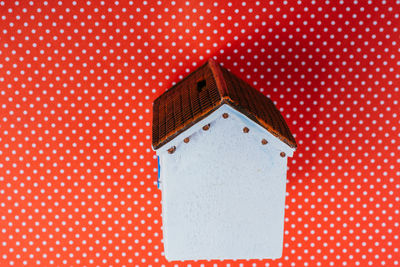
[243,127,249,133]
[168,146,176,154]
[261,139,268,145]
[184,137,190,143]
[222,113,229,119]
[202,124,210,131]
[280,152,286,157]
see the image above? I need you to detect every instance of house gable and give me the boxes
[156,104,295,159]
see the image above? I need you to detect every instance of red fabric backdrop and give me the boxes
[0,0,399,266]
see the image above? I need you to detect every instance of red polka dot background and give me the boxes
[0,0,399,266]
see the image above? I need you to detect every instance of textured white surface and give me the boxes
[157,105,294,261]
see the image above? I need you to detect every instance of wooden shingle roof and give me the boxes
[152,59,297,150]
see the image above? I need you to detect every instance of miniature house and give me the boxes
[151,59,297,261]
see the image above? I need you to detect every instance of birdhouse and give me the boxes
[151,59,297,261]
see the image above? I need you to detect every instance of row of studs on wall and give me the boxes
[167,112,287,158]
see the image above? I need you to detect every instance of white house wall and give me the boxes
[157,105,292,260]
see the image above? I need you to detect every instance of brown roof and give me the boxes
[152,59,297,150]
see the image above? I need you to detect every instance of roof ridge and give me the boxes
[207,58,228,99]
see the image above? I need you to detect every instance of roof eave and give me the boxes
[220,98,297,150]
